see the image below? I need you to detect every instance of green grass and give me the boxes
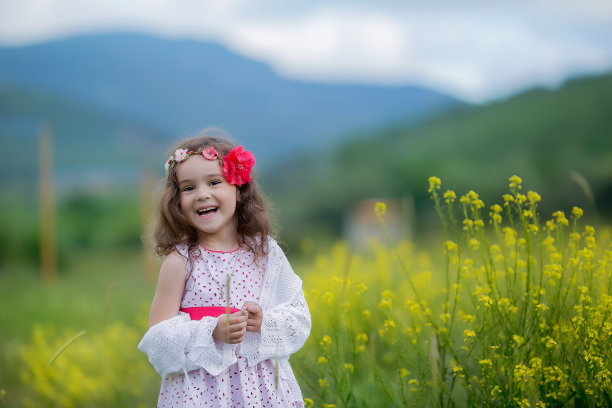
[0,249,158,406]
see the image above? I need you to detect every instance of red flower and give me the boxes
[222,145,255,186]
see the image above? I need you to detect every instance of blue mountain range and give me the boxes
[0,32,463,168]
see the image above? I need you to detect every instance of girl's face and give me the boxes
[176,154,239,246]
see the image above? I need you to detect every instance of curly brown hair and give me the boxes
[154,127,273,263]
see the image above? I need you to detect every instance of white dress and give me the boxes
[139,238,310,408]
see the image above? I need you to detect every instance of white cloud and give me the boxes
[0,0,611,102]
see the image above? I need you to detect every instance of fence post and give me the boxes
[39,123,57,283]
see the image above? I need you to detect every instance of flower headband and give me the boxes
[165,145,256,186]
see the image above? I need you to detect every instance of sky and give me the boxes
[0,0,611,102]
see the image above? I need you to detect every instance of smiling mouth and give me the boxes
[197,207,218,216]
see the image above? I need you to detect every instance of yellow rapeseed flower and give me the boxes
[553,211,569,226]
[374,202,387,217]
[384,319,396,329]
[379,299,393,311]
[428,176,441,192]
[304,398,314,407]
[343,363,354,373]
[572,206,583,219]
[479,359,493,368]
[320,335,332,348]
[464,329,476,339]
[381,290,395,299]
[468,238,480,251]
[317,356,328,365]
[527,190,541,203]
[509,175,522,188]
[444,240,458,251]
[443,190,456,203]
[318,378,329,388]
[513,335,525,347]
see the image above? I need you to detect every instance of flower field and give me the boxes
[2,176,611,407]
[295,176,611,407]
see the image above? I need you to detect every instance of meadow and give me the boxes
[1,176,610,407]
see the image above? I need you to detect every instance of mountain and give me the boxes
[0,32,463,164]
[266,73,612,246]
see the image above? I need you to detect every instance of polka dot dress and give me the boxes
[157,246,301,408]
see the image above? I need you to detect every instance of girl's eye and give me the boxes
[210,180,222,186]
[182,185,194,192]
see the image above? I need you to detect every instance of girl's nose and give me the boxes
[197,186,211,200]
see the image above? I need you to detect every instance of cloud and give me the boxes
[0,0,611,102]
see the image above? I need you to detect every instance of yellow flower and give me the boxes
[479,359,493,369]
[318,378,328,388]
[356,283,368,294]
[384,319,396,329]
[374,202,386,217]
[443,190,456,203]
[381,290,395,299]
[491,204,503,214]
[513,335,525,347]
[379,299,393,311]
[468,238,480,251]
[304,398,314,407]
[463,329,476,339]
[553,211,569,226]
[362,310,371,319]
[509,175,522,188]
[444,240,458,251]
[408,379,419,385]
[399,368,410,377]
[527,190,541,203]
[428,176,441,192]
[317,356,328,365]
[343,363,354,373]
[572,206,583,219]
[320,335,332,348]
[541,336,557,348]
[356,333,368,343]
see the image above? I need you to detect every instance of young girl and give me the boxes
[138,129,311,408]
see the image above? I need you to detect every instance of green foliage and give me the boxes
[0,189,143,268]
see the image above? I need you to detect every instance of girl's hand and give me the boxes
[212,311,248,344]
[242,301,262,333]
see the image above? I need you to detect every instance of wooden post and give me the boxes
[140,171,157,280]
[39,124,57,283]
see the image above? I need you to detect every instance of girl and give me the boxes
[138,129,311,408]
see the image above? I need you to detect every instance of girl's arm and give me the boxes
[139,250,242,378]
[147,251,186,328]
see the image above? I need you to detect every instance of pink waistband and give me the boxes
[180,306,241,320]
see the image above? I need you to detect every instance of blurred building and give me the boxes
[343,196,413,251]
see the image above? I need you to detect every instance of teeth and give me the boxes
[198,207,217,215]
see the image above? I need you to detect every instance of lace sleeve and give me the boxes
[138,312,237,377]
[239,241,311,367]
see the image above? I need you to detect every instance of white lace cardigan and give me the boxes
[138,237,311,387]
